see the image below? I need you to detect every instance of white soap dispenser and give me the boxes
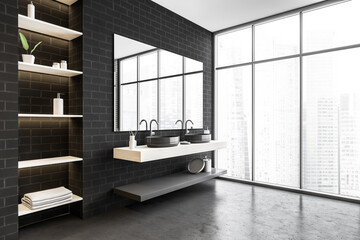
[204,126,210,134]
[28,1,35,19]
[53,93,63,115]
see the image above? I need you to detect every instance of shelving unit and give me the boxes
[18,113,83,118]
[18,194,82,216]
[18,62,83,77]
[19,156,83,168]
[17,0,83,221]
[18,14,82,41]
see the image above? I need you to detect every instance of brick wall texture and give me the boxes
[0,0,19,239]
[82,0,213,218]
[17,0,83,227]
[0,0,214,235]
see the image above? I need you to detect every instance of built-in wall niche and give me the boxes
[113,34,204,132]
[17,0,83,226]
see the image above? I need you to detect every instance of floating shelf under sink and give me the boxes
[114,168,227,202]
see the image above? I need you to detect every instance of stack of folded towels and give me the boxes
[21,186,72,210]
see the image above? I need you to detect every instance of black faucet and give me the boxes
[175,119,183,129]
[185,120,194,134]
[149,119,159,136]
[139,119,148,131]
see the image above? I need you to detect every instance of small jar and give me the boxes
[60,60,67,69]
[52,62,60,68]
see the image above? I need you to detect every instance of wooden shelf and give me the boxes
[18,113,82,118]
[19,156,83,168]
[18,194,82,216]
[114,168,227,202]
[113,140,227,162]
[55,0,78,5]
[18,62,83,77]
[18,14,82,41]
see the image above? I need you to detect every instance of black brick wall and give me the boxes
[82,0,214,218]
[19,164,68,202]
[18,118,69,161]
[18,72,69,115]
[0,0,19,239]
[0,0,214,235]
[17,0,83,227]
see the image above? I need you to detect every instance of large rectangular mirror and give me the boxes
[114,34,204,132]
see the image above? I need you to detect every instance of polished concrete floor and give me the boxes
[20,179,360,240]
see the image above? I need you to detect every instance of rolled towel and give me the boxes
[22,193,72,207]
[23,187,72,204]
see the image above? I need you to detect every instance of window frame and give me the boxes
[116,48,204,131]
[214,0,360,201]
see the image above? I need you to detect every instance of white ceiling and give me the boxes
[151,0,325,32]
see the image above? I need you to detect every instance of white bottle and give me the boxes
[53,93,63,115]
[129,135,137,150]
[28,1,35,19]
[204,126,210,134]
[203,156,212,172]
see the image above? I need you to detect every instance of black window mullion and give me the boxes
[182,57,186,125]
[157,50,160,128]
[299,11,304,190]
[137,56,140,131]
[251,24,255,182]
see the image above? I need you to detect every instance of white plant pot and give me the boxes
[22,54,35,64]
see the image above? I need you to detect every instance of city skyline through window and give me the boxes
[216,0,360,198]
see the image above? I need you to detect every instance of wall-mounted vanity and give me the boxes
[112,34,227,202]
[114,140,226,162]
[112,34,227,161]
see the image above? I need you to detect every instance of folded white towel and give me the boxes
[22,193,72,207]
[21,197,72,210]
[23,187,72,203]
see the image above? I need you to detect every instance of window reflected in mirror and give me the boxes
[139,81,157,130]
[121,57,137,84]
[120,84,137,131]
[139,51,157,80]
[185,73,203,129]
[159,50,183,77]
[114,34,204,132]
[160,76,183,130]
[185,57,204,73]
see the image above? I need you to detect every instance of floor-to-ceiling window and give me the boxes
[217,27,253,180]
[216,0,360,198]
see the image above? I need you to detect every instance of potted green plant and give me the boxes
[19,32,42,64]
